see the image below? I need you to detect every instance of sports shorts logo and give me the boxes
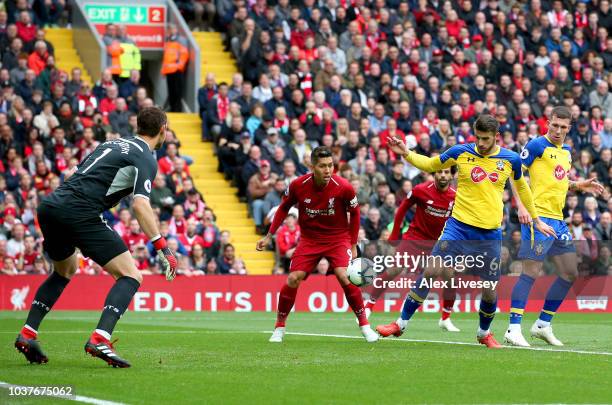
[471,166,487,183]
[553,165,566,180]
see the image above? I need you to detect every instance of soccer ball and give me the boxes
[346,258,376,287]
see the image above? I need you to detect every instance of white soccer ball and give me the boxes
[346,258,376,287]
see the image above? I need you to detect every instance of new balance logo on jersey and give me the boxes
[304,198,311,203]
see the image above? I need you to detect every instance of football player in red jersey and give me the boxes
[365,167,461,331]
[256,147,379,343]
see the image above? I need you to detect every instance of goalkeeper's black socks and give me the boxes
[23,271,71,336]
[95,276,140,337]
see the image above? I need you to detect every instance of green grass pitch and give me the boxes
[0,311,611,404]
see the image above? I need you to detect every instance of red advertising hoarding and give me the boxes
[1,275,610,313]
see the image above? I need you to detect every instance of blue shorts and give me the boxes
[431,217,502,281]
[518,217,575,261]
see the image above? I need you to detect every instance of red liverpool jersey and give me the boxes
[270,174,360,244]
[390,180,456,241]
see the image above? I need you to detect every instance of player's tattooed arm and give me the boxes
[569,179,605,194]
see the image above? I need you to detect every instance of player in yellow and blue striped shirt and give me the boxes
[505,106,604,347]
[376,114,557,348]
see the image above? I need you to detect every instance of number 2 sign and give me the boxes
[148,6,165,23]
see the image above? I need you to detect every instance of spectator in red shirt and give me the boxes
[290,19,314,50]
[16,11,36,44]
[276,212,300,272]
[177,217,205,255]
[122,219,147,253]
[445,9,466,39]
[99,84,118,121]
[168,204,187,236]
[113,208,132,238]
[451,51,469,79]
[16,234,38,273]
[27,41,48,76]
[158,142,179,175]
[379,119,406,160]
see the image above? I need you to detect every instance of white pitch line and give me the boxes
[0,381,127,405]
[264,331,612,356]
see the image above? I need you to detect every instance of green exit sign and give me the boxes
[85,4,153,24]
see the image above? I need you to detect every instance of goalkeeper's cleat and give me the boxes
[504,328,531,347]
[360,325,379,343]
[14,334,48,364]
[84,335,131,368]
[438,317,461,332]
[269,327,285,343]
[530,323,563,346]
[477,332,502,348]
[376,322,403,337]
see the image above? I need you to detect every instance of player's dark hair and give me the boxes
[473,114,499,134]
[551,106,572,121]
[137,106,167,137]
[311,146,333,164]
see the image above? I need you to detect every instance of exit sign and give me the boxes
[85,4,166,25]
[85,3,166,49]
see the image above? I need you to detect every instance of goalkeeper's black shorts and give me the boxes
[38,201,128,266]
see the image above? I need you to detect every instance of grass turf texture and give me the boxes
[0,311,610,404]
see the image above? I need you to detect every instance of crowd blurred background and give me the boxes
[0,0,609,277]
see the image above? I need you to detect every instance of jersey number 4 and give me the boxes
[82,148,112,174]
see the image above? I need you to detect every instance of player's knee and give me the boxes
[560,269,577,283]
[55,266,77,279]
[287,272,303,288]
[481,287,497,303]
[115,266,143,284]
[335,271,350,286]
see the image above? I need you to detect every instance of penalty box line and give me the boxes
[262,331,612,356]
[0,381,127,405]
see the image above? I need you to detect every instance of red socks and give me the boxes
[441,288,456,320]
[21,326,37,340]
[342,283,369,326]
[275,284,298,328]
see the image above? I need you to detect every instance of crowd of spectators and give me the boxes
[0,2,242,276]
[201,0,611,276]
